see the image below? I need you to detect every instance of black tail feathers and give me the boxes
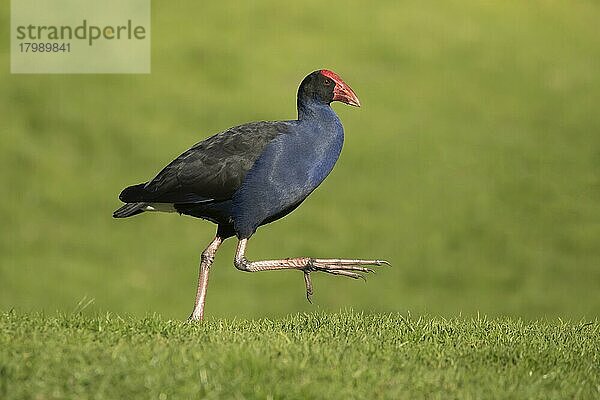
[113,202,147,218]
[119,183,148,202]
[114,182,149,218]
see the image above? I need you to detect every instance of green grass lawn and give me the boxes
[1,311,598,399]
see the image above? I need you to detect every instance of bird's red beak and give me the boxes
[320,69,361,107]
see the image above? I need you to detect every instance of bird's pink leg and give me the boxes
[189,236,223,321]
[233,239,389,301]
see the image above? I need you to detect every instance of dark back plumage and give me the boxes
[116,121,289,206]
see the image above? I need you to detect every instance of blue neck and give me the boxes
[295,97,345,172]
[297,98,335,121]
[297,99,343,139]
[296,98,344,143]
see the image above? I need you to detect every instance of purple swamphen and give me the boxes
[114,69,389,321]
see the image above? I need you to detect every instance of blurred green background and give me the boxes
[1,1,598,320]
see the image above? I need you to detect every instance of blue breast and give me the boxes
[231,104,344,238]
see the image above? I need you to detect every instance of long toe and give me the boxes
[303,272,314,303]
[325,269,368,280]
[311,262,376,273]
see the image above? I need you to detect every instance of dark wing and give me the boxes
[120,121,290,204]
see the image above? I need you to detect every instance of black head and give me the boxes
[297,69,360,107]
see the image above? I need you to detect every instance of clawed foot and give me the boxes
[302,259,390,302]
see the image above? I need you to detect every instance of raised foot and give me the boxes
[303,258,390,302]
[308,258,390,275]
